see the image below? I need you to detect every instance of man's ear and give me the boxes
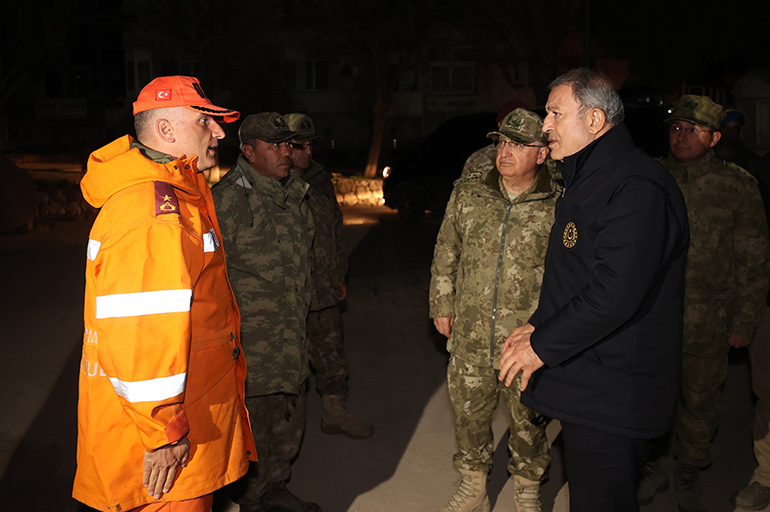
[156,118,175,144]
[536,147,548,166]
[709,130,722,148]
[241,142,253,160]
[586,108,607,135]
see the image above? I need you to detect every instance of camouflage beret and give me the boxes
[284,113,323,142]
[666,95,726,130]
[239,112,295,144]
[487,108,547,145]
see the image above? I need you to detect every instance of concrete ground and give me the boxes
[0,205,764,511]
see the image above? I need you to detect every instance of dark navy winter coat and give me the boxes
[523,123,690,439]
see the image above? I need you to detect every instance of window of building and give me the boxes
[126,60,151,96]
[428,47,476,94]
[284,60,329,91]
[178,61,199,78]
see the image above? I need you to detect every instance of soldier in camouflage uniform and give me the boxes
[284,113,374,440]
[638,95,770,512]
[212,112,320,512]
[430,109,559,512]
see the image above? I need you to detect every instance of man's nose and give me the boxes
[542,115,553,133]
[210,121,225,139]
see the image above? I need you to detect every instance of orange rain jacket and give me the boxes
[74,135,256,511]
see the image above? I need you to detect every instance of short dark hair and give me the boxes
[550,68,624,126]
[133,110,154,141]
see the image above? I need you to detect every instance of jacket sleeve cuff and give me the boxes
[164,409,190,445]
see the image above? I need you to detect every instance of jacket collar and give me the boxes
[483,165,558,201]
[230,154,308,208]
[81,135,201,208]
[558,123,636,188]
[298,159,325,182]
[662,149,719,183]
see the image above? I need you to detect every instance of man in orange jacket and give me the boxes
[74,76,256,512]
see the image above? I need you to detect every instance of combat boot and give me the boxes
[442,469,491,512]
[674,461,706,512]
[637,455,669,505]
[513,476,542,512]
[732,481,770,511]
[321,394,375,440]
[258,482,321,512]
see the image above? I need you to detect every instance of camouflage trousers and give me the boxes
[307,306,349,396]
[447,355,550,480]
[673,296,730,467]
[229,386,307,506]
[750,306,770,487]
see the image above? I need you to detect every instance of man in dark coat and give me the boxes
[498,68,690,512]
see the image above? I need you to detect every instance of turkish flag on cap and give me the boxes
[156,89,172,101]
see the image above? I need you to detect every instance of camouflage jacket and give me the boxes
[660,150,770,337]
[299,160,347,310]
[461,144,497,177]
[212,154,314,396]
[429,166,560,368]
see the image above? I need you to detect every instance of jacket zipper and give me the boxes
[490,201,512,366]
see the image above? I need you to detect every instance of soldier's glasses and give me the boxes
[288,142,314,151]
[494,138,544,151]
[669,124,713,136]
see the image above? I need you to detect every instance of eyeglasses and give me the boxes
[494,138,544,151]
[288,141,314,151]
[669,124,712,136]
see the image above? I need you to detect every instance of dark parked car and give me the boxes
[381,104,669,223]
[382,111,497,223]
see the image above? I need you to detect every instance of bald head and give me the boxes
[133,106,226,172]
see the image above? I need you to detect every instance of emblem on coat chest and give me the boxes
[563,222,578,248]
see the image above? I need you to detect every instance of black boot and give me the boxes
[258,482,322,512]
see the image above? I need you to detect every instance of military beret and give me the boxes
[666,95,726,130]
[239,112,296,144]
[487,108,547,145]
[284,113,323,142]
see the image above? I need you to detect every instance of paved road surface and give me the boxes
[0,206,762,511]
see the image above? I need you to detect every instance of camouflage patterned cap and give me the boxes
[238,112,296,144]
[666,95,726,130]
[284,113,323,142]
[487,108,547,145]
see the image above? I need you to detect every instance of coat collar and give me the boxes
[228,154,309,208]
[558,123,636,188]
[483,165,559,202]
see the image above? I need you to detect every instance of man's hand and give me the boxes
[498,323,544,391]
[337,281,348,302]
[728,333,752,348]
[143,436,190,499]
[434,317,454,338]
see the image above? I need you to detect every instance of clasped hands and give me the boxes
[143,436,190,499]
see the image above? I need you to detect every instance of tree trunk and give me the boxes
[364,96,388,178]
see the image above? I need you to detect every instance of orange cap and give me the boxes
[132,76,240,123]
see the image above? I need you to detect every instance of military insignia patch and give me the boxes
[271,113,288,130]
[563,222,578,248]
[154,182,180,216]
